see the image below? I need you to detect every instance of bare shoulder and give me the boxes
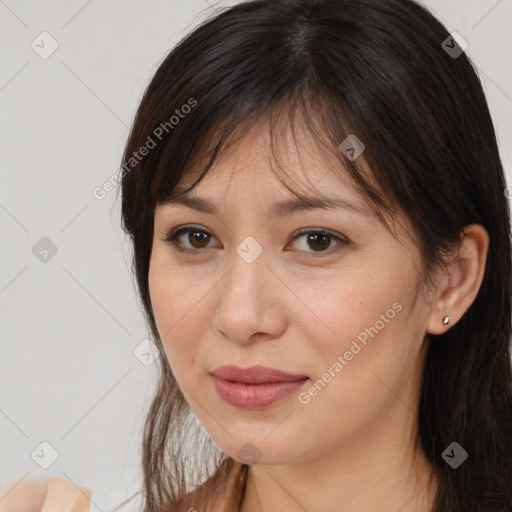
[0,479,48,512]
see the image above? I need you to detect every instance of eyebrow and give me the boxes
[161,190,370,218]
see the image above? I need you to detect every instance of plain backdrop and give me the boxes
[1,0,511,510]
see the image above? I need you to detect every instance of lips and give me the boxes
[211,365,308,384]
[211,365,309,409]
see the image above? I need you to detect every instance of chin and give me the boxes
[220,435,304,466]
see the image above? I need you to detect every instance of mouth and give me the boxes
[211,365,309,410]
[224,380,288,385]
[211,364,309,384]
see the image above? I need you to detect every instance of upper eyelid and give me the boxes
[167,224,345,238]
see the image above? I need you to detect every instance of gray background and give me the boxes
[1,0,511,510]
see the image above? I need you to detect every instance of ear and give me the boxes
[426,223,489,335]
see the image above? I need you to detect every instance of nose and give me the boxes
[212,243,287,346]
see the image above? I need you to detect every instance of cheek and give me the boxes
[148,255,211,379]
[299,272,403,351]
[300,249,421,378]
[293,267,423,437]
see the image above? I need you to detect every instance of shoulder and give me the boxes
[0,477,92,512]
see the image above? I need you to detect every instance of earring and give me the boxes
[442,315,450,325]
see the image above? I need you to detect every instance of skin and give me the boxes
[0,480,46,512]
[149,118,489,512]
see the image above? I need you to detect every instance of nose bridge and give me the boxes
[213,236,282,342]
[224,235,268,308]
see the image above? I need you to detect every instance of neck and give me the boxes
[239,401,438,512]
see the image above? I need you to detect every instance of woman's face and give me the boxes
[148,120,436,467]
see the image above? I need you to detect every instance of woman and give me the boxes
[117,0,512,510]
[5,0,510,510]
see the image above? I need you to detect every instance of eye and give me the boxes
[289,228,349,255]
[163,225,220,253]
[161,225,349,256]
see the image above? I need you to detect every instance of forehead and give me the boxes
[154,118,414,247]
[165,115,365,205]
[159,161,371,226]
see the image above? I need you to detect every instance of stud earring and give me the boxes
[442,315,450,325]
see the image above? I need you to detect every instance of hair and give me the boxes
[117,0,512,510]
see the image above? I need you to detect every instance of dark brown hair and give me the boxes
[118,0,512,510]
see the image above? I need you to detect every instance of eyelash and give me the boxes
[161,225,350,257]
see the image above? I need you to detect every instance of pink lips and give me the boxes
[211,365,309,410]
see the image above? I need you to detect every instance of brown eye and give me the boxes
[163,226,349,257]
[305,233,331,252]
[164,226,218,253]
[187,230,211,249]
[290,229,348,255]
